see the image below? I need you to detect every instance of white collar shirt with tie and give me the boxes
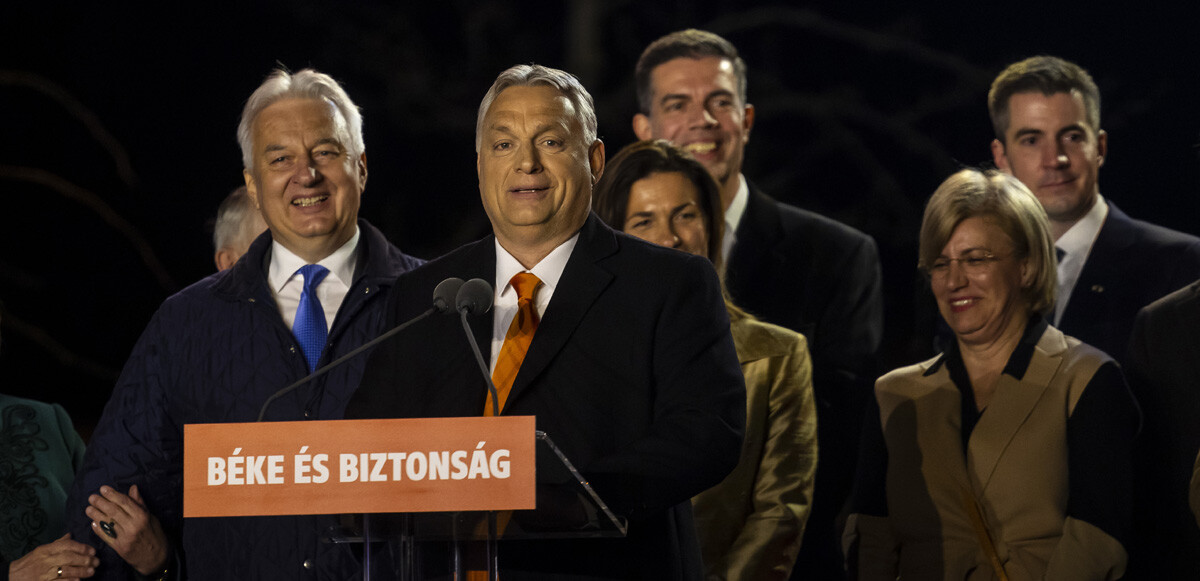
[720,173,750,265]
[1053,193,1108,325]
[268,226,361,332]
[489,233,578,373]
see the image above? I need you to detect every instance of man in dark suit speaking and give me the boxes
[346,64,745,579]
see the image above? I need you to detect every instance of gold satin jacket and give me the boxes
[692,315,818,580]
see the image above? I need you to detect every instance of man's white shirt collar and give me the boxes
[267,226,361,331]
[489,233,579,372]
[720,174,750,263]
[1053,194,1108,324]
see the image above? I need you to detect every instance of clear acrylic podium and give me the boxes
[329,431,627,580]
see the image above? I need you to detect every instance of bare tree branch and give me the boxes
[0,166,177,292]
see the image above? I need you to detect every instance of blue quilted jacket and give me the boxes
[65,220,422,580]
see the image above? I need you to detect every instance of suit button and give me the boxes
[303,559,313,569]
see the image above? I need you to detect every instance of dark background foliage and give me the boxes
[3,1,1198,437]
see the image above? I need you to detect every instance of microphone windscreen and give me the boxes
[457,278,495,315]
[432,278,465,314]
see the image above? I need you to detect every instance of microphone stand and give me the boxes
[257,307,436,422]
[460,310,501,418]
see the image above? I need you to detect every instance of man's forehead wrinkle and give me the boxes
[486,113,574,137]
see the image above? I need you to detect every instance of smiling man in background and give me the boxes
[633,29,883,579]
[988,55,1200,364]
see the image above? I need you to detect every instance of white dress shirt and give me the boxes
[268,227,361,332]
[1054,194,1109,325]
[720,174,750,265]
[489,234,579,373]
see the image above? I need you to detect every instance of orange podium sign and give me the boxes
[183,416,536,518]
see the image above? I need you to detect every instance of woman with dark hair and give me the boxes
[594,139,817,580]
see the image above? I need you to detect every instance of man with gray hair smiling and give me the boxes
[348,63,745,579]
[65,67,422,580]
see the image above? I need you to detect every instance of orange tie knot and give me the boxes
[510,272,542,303]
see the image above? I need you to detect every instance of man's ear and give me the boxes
[242,169,261,209]
[357,152,369,190]
[589,140,606,183]
[991,139,1010,172]
[632,114,652,141]
[741,103,755,141]
[1096,129,1107,168]
[215,248,237,272]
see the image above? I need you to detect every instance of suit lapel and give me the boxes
[726,185,784,301]
[967,326,1066,491]
[1061,202,1136,326]
[465,242,497,367]
[504,215,617,410]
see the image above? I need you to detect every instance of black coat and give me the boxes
[1126,279,1200,579]
[1058,201,1200,363]
[66,220,423,580]
[347,214,746,580]
[725,185,883,580]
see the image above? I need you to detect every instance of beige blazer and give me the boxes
[847,324,1126,581]
[692,315,818,580]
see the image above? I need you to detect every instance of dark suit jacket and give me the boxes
[346,214,746,580]
[726,184,883,579]
[1126,279,1200,579]
[1058,201,1200,362]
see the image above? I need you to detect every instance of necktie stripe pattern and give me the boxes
[486,272,543,416]
[293,264,330,373]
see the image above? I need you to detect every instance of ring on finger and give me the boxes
[99,520,118,539]
[57,565,63,577]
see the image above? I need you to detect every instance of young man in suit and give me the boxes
[990,55,1200,580]
[347,64,745,580]
[989,55,1200,362]
[632,29,883,579]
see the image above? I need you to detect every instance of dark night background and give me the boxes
[3,2,1199,438]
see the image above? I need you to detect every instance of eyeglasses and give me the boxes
[925,251,1007,279]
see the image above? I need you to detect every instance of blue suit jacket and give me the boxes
[66,220,422,580]
[1058,201,1200,362]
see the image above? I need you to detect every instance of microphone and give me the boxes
[257,277,461,422]
[433,277,465,314]
[453,278,503,416]
[456,278,494,315]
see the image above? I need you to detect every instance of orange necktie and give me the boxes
[486,272,543,416]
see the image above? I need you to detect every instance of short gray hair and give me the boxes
[213,186,262,252]
[237,68,364,170]
[475,64,598,152]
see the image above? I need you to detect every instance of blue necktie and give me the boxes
[294,264,330,373]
